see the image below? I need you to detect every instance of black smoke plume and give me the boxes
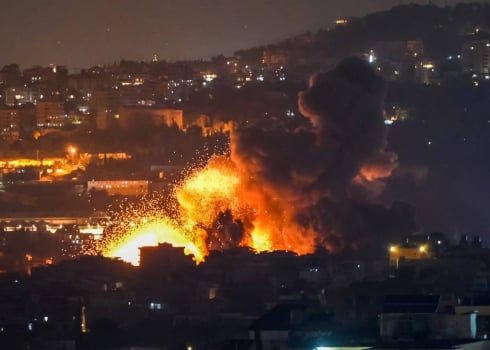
[230,57,416,252]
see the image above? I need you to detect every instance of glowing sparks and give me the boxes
[176,157,242,227]
[96,155,316,266]
[94,194,208,266]
[86,58,402,266]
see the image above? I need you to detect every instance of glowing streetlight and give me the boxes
[67,146,78,166]
[68,146,77,156]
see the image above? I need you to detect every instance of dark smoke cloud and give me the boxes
[208,209,245,250]
[231,57,416,252]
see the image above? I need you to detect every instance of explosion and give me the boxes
[99,157,317,265]
[102,218,206,266]
[97,57,417,266]
[95,195,208,265]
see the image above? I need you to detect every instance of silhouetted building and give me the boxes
[87,180,149,196]
[379,295,477,340]
[5,87,39,107]
[462,31,490,78]
[118,106,184,130]
[36,101,65,127]
[139,243,194,273]
[262,49,289,68]
[0,104,36,137]
[249,303,308,350]
[0,64,22,87]
[406,40,424,58]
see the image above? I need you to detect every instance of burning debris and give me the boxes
[97,57,416,265]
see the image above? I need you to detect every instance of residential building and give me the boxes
[462,32,490,78]
[87,180,149,196]
[118,106,184,130]
[36,101,65,127]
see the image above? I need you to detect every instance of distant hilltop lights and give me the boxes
[335,18,349,25]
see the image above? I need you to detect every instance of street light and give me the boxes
[67,146,78,166]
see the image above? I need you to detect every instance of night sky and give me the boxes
[0,0,480,70]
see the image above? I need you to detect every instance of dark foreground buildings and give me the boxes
[1,233,490,349]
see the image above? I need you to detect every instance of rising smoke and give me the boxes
[229,56,416,252]
[100,57,418,264]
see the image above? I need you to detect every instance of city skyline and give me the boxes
[2,3,490,348]
[0,0,481,70]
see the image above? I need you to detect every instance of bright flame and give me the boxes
[102,217,207,266]
[97,156,317,266]
[105,218,204,265]
[248,227,274,252]
[176,158,242,227]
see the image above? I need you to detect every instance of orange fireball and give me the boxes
[98,155,316,266]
